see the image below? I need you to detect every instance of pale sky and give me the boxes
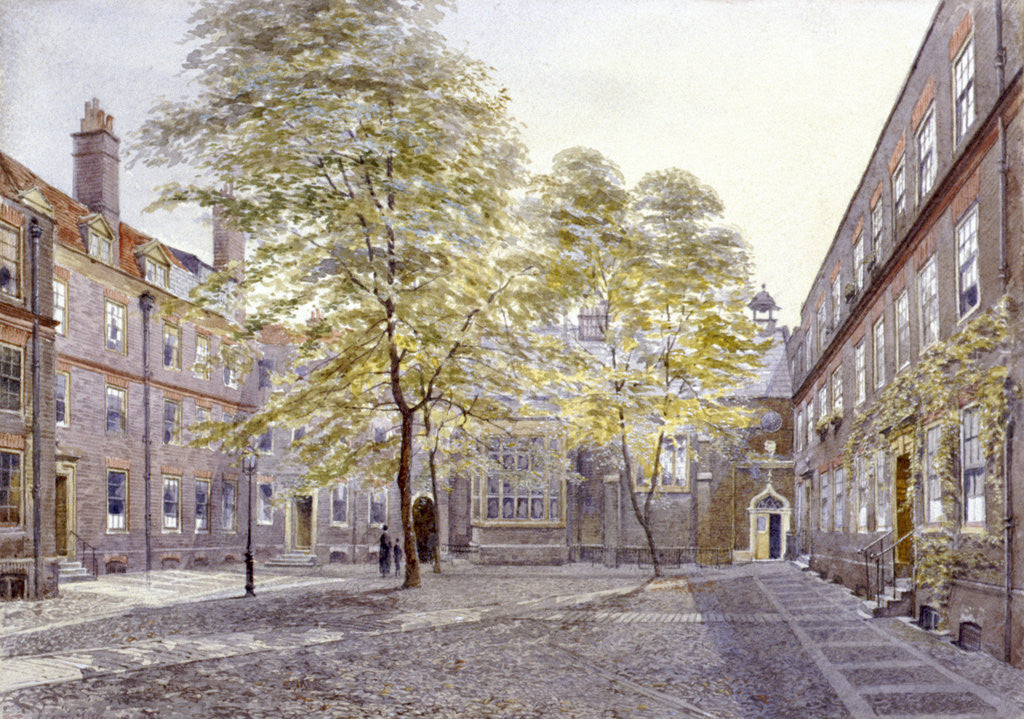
[0,0,937,326]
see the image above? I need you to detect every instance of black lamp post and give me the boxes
[241,450,257,597]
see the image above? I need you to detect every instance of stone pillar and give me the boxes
[602,473,619,567]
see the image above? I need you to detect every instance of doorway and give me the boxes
[768,513,782,559]
[294,496,312,550]
[55,475,68,556]
[894,454,912,565]
[412,495,437,563]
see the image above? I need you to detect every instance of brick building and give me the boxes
[787,2,1024,666]
[444,291,793,567]
[0,156,59,598]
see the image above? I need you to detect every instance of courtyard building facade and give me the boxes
[786,1,1024,667]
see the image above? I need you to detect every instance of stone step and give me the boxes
[265,554,317,567]
[56,561,95,583]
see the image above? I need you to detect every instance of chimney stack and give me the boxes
[71,98,120,233]
[212,201,246,273]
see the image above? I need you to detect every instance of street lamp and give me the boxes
[241,450,257,597]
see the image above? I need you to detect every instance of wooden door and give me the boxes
[895,455,912,564]
[54,475,68,555]
[295,496,312,549]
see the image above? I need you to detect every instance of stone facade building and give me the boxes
[787,2,1024,666]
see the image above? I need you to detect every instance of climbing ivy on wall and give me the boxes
[842,297,1017,615]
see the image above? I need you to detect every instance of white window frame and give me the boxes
[820,471,830,532]
[106,385,127,434]
[833,467,845,532]
[857,455,869,532]
[145,257,170,289]
[917,105,937,199]
[0,221,21,300]
[953,37,976,144]
[194,334,211,379]
[805,401,814,448]
[873,317,886,390]
[831,275,842,329]
[892,158,906,218]
[53,277,68,335]
[163,323,181,370]
[956,205,980,319]
[0,344,22,414]
[0,450,22,528]
[104,299,126,354]
[107,469,128,533]
[854,342,866,406]
[163,399,181,445]
[816,303,827,351]
[56,370,70,427]
[918,256,939,348]
[90,231,113,264]
[961,406,985,526]
[195,478,211,533]
[162,475,181,532]
[896,290,910,370]
[871,202,883,254]
[875,448,892,532]
[924,424,943,523]
[853,234,865,290]
[831,368,843,417]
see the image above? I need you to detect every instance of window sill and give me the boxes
[256,521,274,527]
[921,523,945,533]
[161,528,181,534]
[472,519,565,528]
[960,524,986,534]
[329,522,350,529]
[105,529,129,535]
[957,304,981,325]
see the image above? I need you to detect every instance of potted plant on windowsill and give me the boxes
[829,409,844,428]
[844,283,857,304]
[815,415,831,440]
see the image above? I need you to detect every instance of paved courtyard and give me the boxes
[1,561,1022,718]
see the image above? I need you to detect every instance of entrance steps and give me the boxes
[265,552,317,568]
[56,558,94,584]
[861,577,914,618]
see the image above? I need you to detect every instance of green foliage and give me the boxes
[135,0,556,586]
[527,147,767,572]
[843,298,1015,613]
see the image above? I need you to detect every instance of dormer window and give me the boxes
[90,231,113,264]
[145,257,169,289]
[0,222,21,299]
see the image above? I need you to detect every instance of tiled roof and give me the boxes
[0,150,190,281]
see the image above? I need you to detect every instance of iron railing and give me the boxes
[69,529,99,577]
[861,528,915,609]
[570,545,732,568]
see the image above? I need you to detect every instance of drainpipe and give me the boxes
[1004,416,1015,664]
[139,292,155,573]
[997,2,1009,290]
[29,219,41,598]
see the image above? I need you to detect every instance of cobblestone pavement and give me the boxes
[1,561,1023,718]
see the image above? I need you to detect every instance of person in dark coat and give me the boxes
[379,525,391,577]
[393,541,403,574]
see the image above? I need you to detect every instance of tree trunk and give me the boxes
[428,448,443,573]
[618,421,661,578]
[398,410,420,588]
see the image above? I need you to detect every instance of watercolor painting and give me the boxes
[1,1,1023,716]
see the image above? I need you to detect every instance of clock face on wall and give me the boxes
[760,411,783,434]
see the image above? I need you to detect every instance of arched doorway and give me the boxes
[412,495,437,562]
[747,484,791,560]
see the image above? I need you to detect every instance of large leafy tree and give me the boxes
[531,147,766,576]
[136,0,541,587]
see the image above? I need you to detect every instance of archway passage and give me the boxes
[412,495,437,563]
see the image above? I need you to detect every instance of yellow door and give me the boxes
[754,514,769,559]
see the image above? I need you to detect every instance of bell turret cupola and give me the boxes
[749,284,780,325]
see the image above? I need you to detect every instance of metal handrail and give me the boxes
[68,529,99,577]
[860,529,894,605]
[859,529,893,557]
[866,527,916,609]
